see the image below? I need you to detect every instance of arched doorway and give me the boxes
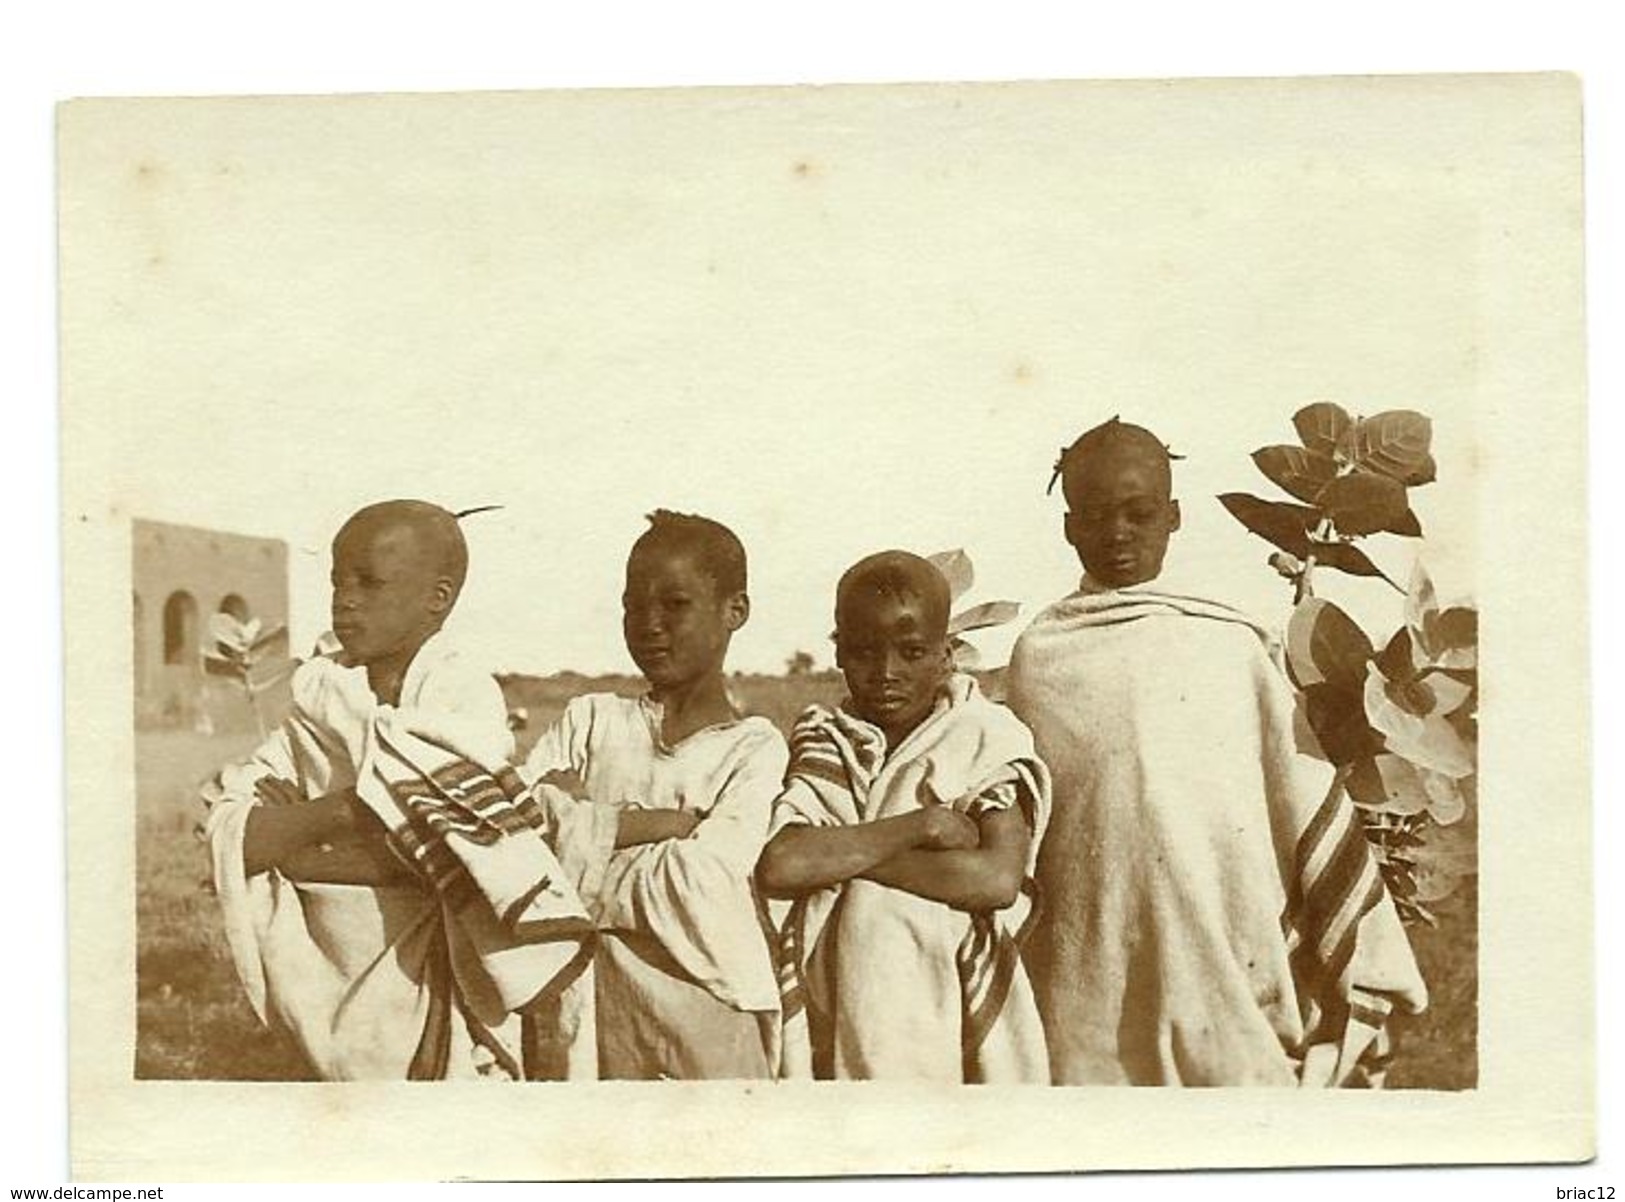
[163,591,198,665]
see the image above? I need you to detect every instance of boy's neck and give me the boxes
[651,671,735,745]
[364,629,438,707]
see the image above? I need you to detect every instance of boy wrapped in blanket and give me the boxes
[518,511,787,1079]
[757,551,1052,1082]
[200,500,593,1080]
[1007,418,1428,1086]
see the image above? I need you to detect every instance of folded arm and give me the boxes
[241,783,410,884]
[859,806,1030,911]
[594,746,783,928]
[756,807,971,897]
[532,764,699,850]
[202,723,396,885]
[615,807,700,848]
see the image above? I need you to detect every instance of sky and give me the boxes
[62,79,1495,677]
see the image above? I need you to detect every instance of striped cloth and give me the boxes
[352,707,596,1019]
[200,634,595,1080]
[769,674,1051,1082]
[1284,779,1401,1086]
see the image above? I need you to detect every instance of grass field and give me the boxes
[135,671,1475,1087]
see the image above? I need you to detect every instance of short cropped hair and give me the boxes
[1048,416,1182,508]
[632,509,748,596]
[834,550,951,640]
[338,499,469,595]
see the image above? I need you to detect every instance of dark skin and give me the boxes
[240,513,458,882]
[756,588,1030,911]
[611,543,748,848]
[1061,443,1182,589]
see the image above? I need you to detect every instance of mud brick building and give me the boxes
[132,518,290,729]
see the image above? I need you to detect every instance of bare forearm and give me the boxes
[278,832,417,885]
[614,808,698,849]
[756,813,929,896]
[859,847,1023,911]
[242,793,361,876]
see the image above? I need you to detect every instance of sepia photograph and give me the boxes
[57,70,1589,1180]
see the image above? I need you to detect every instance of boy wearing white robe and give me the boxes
[757,551,1051,1082]
[201,500,591,1080]
[519,511,787,1079]
[1007,419,1427,1086]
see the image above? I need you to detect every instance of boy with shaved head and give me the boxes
[1007,418,1426,1086]
[201,499,590,1080]
[757,550,1051,1082]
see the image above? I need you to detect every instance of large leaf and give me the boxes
[1292,693,1327,760]
[245,658,297,693]
[1300,682,1383,766]
[1352,410,1434,485]
[949,637,982,672]
[249,622,288,654]
[1403,452,1438,487]
[1405,561,1479,669]
[1216,493,1317,558]
[1310,540,1399,588]
[927,549,974,602]
[1436,607,1479,649]
[202,653,247,679]
[948,600,1022,635]
[208,611,252,654]
[1316,470,1413,537]
[1374,627,1421,684]
[1252,445,1337,504]
[1388,508,1423,538]
[1346,754,1433,815]
[1391,670,1472,721]
[1417,607,1479,671]
[1403,558,1438,636]
[1364,664,1475,778]
[1420,769,1467,826]
[1285,597,1374,690]
[1292,402,1354,456]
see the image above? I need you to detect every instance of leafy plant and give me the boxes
[927,549,1022,671]
[202,612,292,738]
[1223,404,1477,924]
[1220,404,1434,600]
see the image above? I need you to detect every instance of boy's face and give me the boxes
[836,591,950,744]
[1063,452,1181,588]
[329,521,452,666]
[622,546,746,694]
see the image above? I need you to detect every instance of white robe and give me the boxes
[201,633,590,1080]
[1007,578,1428,1086]
[519,694,788,1079]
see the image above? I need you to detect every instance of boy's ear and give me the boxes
[427,576,457,616]
[722,590,750,633]
[1168,499,1182,532]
